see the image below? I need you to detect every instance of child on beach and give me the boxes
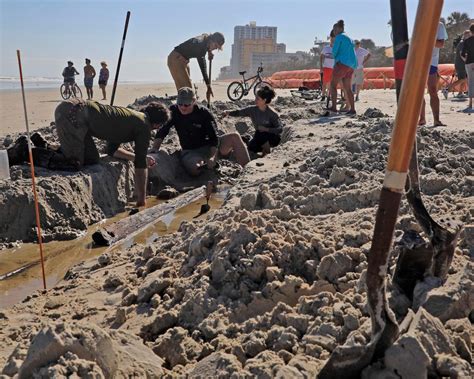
[320,30,335,102]
[224,86,282,156]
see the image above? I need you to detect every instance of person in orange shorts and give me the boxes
[319,30,335,102]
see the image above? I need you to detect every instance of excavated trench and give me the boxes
[0,191,226,309]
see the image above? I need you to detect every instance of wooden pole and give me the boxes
[16,50,47,290]
[110,11,131,106]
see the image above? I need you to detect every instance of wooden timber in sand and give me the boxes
[92,186,205,247]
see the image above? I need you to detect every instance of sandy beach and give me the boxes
[1,82,472,136]
[0,84,472,376]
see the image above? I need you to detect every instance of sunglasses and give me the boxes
[178,103,192,107]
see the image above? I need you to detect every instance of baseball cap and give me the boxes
[177,87,195,105]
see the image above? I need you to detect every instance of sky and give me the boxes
[1,0,473,83]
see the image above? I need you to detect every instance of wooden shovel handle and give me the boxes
[385,0,444,188]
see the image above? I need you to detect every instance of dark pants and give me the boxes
[248,131,281,153]
[55,99,100,166]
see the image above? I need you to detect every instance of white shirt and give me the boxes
[431,22,448,67]
[321,45,334,68]
[355,47,370,69]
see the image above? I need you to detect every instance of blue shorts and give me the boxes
[84,77,94,88]
[429,65,438,75]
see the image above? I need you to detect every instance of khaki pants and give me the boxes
[55,99,100,166]
[168,50,192,90]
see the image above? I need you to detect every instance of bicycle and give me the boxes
[227,63,272,101]
[60,81,82,100]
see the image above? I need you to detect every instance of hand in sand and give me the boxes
[206,86,214,99]
[207,157,217,169]
[146,155,156,168]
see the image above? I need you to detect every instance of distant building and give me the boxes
[220,21,307,79]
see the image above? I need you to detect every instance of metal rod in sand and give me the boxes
[110,11,131,106]
[16,49,47,290]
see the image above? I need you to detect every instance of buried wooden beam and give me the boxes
[92,186,206,247]
[318,1,444,378]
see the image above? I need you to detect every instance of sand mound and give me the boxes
[0,99,472,377]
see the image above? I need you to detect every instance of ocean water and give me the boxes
[0,76,62,90]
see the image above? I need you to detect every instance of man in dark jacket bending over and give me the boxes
[168,32,225,100]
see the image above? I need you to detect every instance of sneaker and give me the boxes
[442,88,448,100]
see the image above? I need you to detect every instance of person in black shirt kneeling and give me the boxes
[151,87,250,176]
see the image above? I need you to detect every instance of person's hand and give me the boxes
[207,157,217,169]
[208,51,214,61]
[206,85,214,99]
[146,155,156,168]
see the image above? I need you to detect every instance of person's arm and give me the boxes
[363,51,371,65]
[320,52,325,70]
[135,168,147,207]
[105,69,109,81]
[153,118,173,149]
[203,110,219,169]
[74,68,80,75]
[92,67,96,78]
[227,106,253,118]
[150,138,163,153]
[62,68,66,78]
[460,42,468,61]
[435,39,445,48]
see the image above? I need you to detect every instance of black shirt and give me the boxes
[174,34,210,85]
[461,36,474,65]
[155,104,218,150]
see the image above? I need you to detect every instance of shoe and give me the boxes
[442,88,448,100]
[346,110,357,116]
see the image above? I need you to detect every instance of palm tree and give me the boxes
[446,11,470,26]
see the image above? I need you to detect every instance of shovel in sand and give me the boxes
[318,1,450,377]
[206,55,213,108]
[194,181,214,218]
[389,0,462,289]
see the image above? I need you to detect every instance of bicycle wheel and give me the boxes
[60,84,71,100]
[227,81,244,101]
[253,80,272,96]
[72,83,83,99]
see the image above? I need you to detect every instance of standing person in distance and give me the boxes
[83,58,96,100]
[167,32,225,100]
[418,20,448,126]
[352,40,371,101]
[329,20,357,115]
[461,24,474,111]
[98,61,110,101]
